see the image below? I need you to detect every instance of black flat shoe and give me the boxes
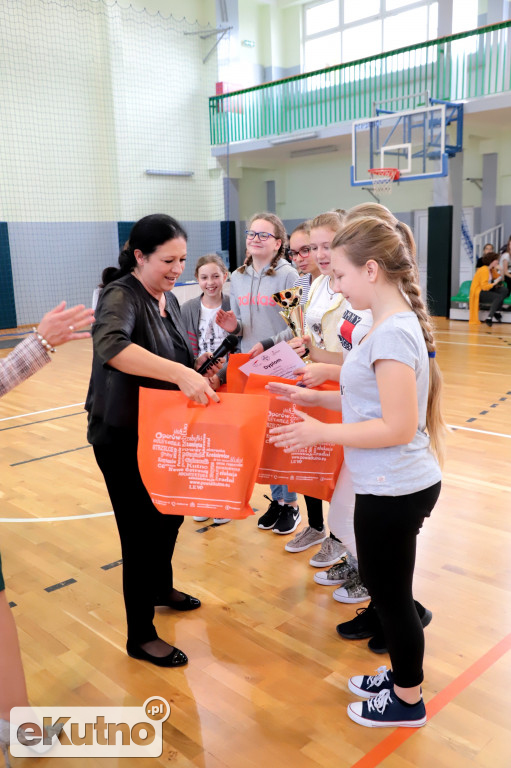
[484,318,493,327]
[126,642,188,667]
[155,593,201,611]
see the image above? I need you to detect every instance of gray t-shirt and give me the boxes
[340,312,441,496]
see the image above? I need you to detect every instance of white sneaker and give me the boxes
[309,537,346,567]
[193,516,209,522]
[213,518,231,525]
[333,574,370,604]
[313,552,358,585]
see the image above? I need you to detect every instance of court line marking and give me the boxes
[437,340,511,349]
[448,424,511,439]
[0,511,113,523]
[0,411,84,432]
[350,631,511,768]
[0,403,85,422]
[10,445,91,465]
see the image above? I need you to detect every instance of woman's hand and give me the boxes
[266,381,320,408]
[174,366,220,404]
[216,309,238,333]
[269,410,326,452]
[248,342,264,358]
[37,302,95,347]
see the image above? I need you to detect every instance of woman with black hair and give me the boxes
[86,214,220,668]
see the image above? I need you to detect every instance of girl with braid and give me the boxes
[268,210,445,728]
[216,212,301,535]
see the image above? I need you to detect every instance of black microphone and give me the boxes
[196,333,239,375]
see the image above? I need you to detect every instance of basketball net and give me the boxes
[368,168,400,196]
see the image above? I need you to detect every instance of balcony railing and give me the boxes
[209,21,511,146]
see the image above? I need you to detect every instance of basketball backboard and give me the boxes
[351,104,449,187]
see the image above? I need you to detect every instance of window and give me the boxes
[305,0,339,36]
[303,0,440,73]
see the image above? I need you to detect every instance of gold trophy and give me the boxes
[272,286,309,360]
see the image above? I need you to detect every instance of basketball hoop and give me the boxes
[368,168,400,196]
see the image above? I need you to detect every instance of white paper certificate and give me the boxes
[238,341,304,380]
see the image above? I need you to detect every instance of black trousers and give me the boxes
[479,286,507,318]
[94,437,184,646]
[354,482,441,688]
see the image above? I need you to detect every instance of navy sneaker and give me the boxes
[348,666,394,699]
[347,688,426,728]
[257,495,282,529]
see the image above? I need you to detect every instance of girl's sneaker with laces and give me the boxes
[348,665,394,698]
[333,573,370,603]
[285,525,327,552]
[309,537,346,567]
[347,688,427,728]
[313,552,358,585]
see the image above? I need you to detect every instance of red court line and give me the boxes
[350,631,511,768]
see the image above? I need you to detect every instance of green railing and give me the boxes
[209,21,511,145]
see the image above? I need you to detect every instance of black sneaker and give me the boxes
[272,505,301,534]
[336,602,379,640]
[257,495,282,529]
[368,608,433,654]
[494,312,502,322]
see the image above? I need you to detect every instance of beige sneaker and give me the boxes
[285,526,327,552]
[309,537,346,567]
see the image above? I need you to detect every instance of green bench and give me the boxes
[451,279,511,306]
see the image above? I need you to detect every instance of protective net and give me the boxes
[0,0,224,326]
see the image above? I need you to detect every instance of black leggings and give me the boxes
[94,438,184,646]
[354,482,441,688]
[304,495,324,530]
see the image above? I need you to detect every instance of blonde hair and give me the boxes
[332,212,447,465]
[310,210,345,233]
[194,253,228,280]
[239,212,288,275]
[290,219,311,237]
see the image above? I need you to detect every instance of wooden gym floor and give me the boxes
[0,318,510,768]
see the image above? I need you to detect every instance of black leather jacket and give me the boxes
[86,274,194,445]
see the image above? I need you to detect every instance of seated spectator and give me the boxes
[499,236,511,295]
[469,253,507,327]
[475,242,494,269]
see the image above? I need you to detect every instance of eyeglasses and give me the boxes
[288,246,311,259]
[245,230,277,242]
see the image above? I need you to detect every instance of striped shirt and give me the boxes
[295,274,312,305]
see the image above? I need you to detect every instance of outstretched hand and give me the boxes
[266,381,320,408]
[268,410,325,452]
[37,302,95,347]
[216,309,238,333]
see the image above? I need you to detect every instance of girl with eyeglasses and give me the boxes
[216,212,301,535]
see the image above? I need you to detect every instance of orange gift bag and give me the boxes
[137,388,269,519]
[223,353,252,393]
[243,375,343,502]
